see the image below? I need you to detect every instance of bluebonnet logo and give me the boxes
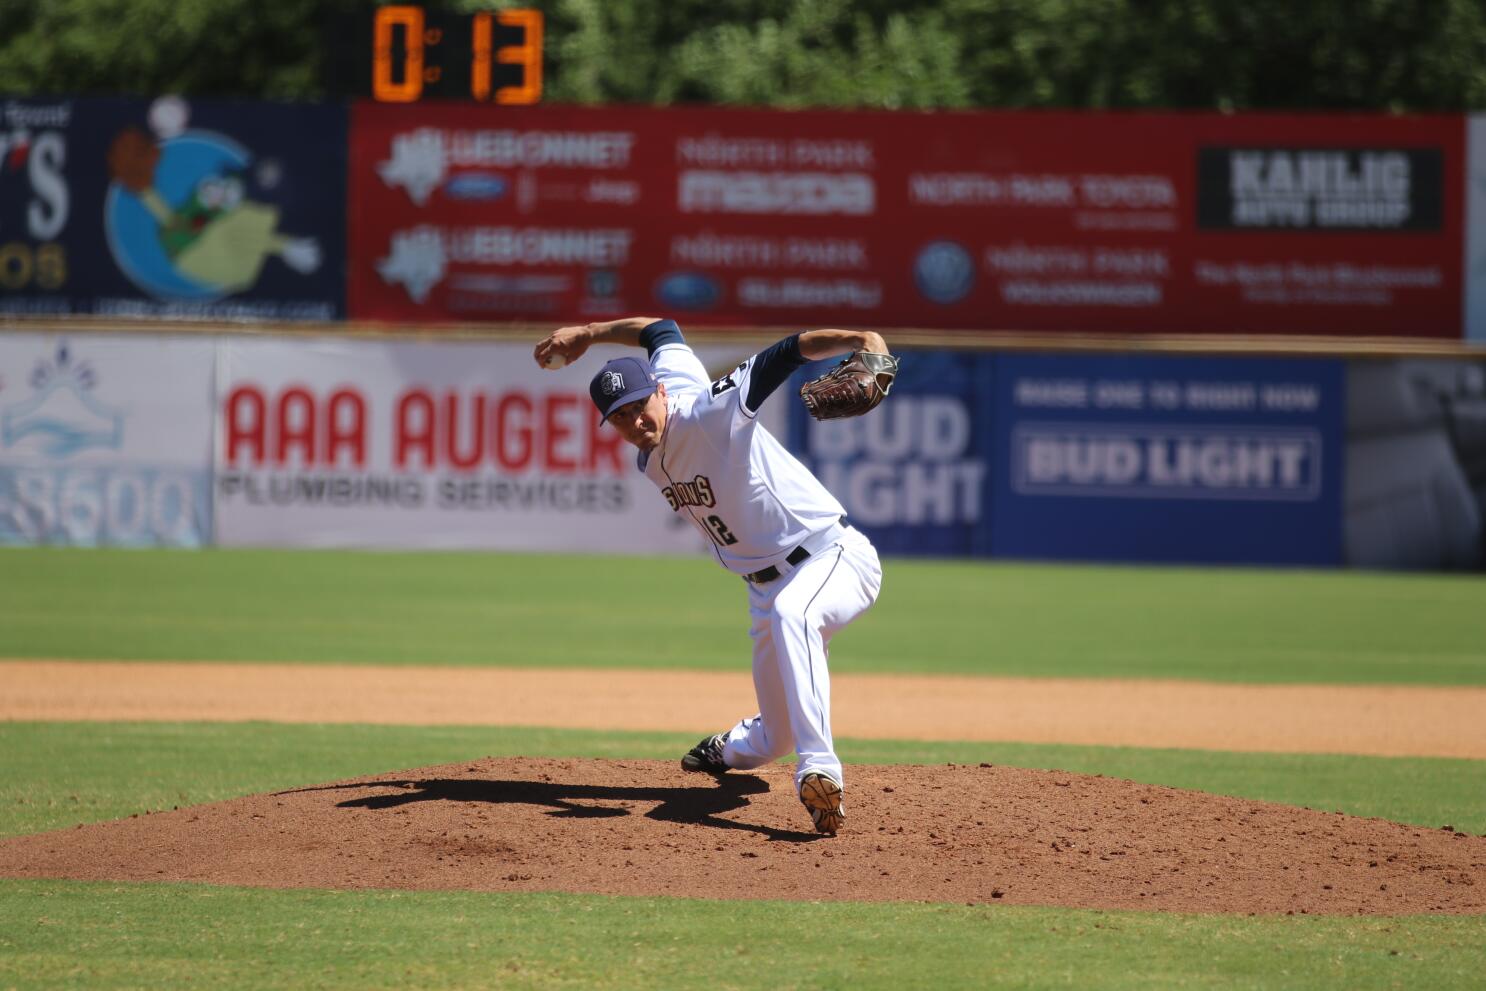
[914,241,974,305]
[654,271,722,311]
[1,342,124,457]
[444,172,509,201]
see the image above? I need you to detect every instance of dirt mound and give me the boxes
[2,758,1482,915]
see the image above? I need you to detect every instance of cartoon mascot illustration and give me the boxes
[104,100,320,300]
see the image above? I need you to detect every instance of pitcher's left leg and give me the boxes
[720,593,796,771]
[770,532,882,791]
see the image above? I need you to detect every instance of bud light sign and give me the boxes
[790,351,992,556]
[991,354,1344,564]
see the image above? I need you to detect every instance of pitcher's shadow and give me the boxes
[281,773,823,841]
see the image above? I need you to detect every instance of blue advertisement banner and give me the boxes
[0,96,345,320]
[990,353,1346,565]
[788,351,994,557]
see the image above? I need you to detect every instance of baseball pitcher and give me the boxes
[533,317,898,834]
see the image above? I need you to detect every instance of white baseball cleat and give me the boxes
[798,772,845,835]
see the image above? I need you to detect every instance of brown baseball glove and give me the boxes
[800,351,900,420]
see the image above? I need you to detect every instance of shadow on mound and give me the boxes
[283,773,822,842]
[0,757,1483,915]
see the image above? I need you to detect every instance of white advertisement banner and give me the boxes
[213,336,774,551]
[0,333,215,546]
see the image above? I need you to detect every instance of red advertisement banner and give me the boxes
[348,102,1464,338]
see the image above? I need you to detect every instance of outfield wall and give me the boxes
[2,330,1481,569]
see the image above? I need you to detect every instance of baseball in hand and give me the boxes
[542,353,568,370]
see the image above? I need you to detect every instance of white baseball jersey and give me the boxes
[639,334,846,576]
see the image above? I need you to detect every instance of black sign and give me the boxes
[1197,147,1442,231]
[0,97,346,319]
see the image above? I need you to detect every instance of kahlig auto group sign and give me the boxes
[1196,148,1442,230]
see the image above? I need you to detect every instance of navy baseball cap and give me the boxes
[590,356,659,422]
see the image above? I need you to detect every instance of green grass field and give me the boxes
[5,880,1482,991]
[5,547,1485,682]
[1,546,1483,989]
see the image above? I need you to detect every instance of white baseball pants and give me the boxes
[720,526,882,790]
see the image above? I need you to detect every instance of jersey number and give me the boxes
[704,515,739,546]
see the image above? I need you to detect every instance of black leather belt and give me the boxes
[742,517,848,585]
[742,545,811,585]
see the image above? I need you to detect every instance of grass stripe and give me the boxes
[1,880,1482,990]
[2,547,1483,684]
[2,722,1481,839]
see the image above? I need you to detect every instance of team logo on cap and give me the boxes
[601,370,625,396]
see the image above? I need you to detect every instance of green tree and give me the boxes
[937,0,1486,110]
[1,0,1483,110]
[0,0,356,100]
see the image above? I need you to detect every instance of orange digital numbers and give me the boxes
[372,5,425,103]
[471,12,494,102]
[372,6,542,104]
[494,9,543,105]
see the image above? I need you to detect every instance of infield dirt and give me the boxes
[6,660,1485,758]
[2,757,1483,915]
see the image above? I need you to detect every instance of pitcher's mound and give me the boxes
[2,757,1482,915]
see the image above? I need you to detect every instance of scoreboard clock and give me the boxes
[326,5,543,105]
